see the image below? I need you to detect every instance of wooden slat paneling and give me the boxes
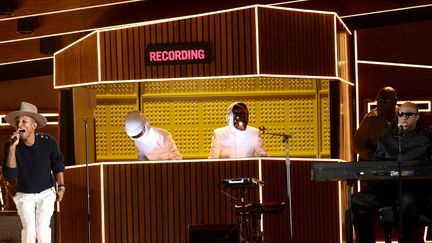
[261,159,290,243]
[290,160,340,243]
[54,33,99,87]
[60,160,260,243]
[69,160,261,243]
[60,165,102,243]
[98,7,257,82]
[336,19,351,81]
[257,7,336,77]
[60,158,341,243]
[55,6,351,87]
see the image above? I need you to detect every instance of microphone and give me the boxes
[259,126,266,134]
[398,124,404,137]
[10,128,25,144]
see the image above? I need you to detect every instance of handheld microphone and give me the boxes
[259,126,266,134]
[10,128,25,144]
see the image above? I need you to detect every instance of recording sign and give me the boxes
[145,43,211,66]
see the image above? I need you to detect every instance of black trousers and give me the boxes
[352,182,432,243]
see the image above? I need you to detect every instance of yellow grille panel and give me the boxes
[141,82,170,94]
[175,128,201,154]
[142,102,171,126]
[173,101,200,125]
[259,78,284,91]
[202,80,228,92]
[95,130,108,157]
[286,97,315,123]
[93,82,139,160]
[93,83,137,96]
[260,99,285,124]
[231,78,256,91]
[173,80,199,93]
[203,101,228,125]
[93,78,330,160]
[321,96,331,153]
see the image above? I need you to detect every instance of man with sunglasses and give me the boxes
[354,87,399,161]
[125,111,182,161]
[374,102,432,243]
[353,102,432,243]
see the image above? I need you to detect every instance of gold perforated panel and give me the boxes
[321,96,331,154]
[93,78,330,160]
[93,83,137,96]
[142,82,170,94]
[93,83,139,160]
[142,102,171,126]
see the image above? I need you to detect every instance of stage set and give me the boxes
[49,5,353,243]
[1,2,431,243]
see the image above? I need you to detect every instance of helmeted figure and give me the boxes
[208,102,268,158]
[125,111,182,161]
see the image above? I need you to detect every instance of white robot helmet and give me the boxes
[125,111,149,139]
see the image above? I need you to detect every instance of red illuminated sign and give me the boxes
[145,44,210,66]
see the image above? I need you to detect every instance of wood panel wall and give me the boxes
[54,6,351,87]
[336,18,352,82]
[258,8,336,77]
[59,158,340,243]
[98,7,257,81]
[55,33,99,87]
[59,165,103,243]
[103,160,260,243]
[290,160,340,243]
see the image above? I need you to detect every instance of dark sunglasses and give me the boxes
[397,112,417,118]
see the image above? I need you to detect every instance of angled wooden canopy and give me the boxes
[53,5,352,88]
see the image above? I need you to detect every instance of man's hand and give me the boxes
[57,186,65,202]
[10,128,25,147]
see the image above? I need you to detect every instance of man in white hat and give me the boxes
[2,101,65,243]
[125,111,182,161]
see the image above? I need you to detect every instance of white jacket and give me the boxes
[134,126,182,161]
[208,125,268,158]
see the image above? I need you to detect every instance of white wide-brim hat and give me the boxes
[5,102,47,129]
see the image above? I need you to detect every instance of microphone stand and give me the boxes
[239,187,248,243]
[397,127,403,243]
[84,118,91,243]
[260,127,294,243]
